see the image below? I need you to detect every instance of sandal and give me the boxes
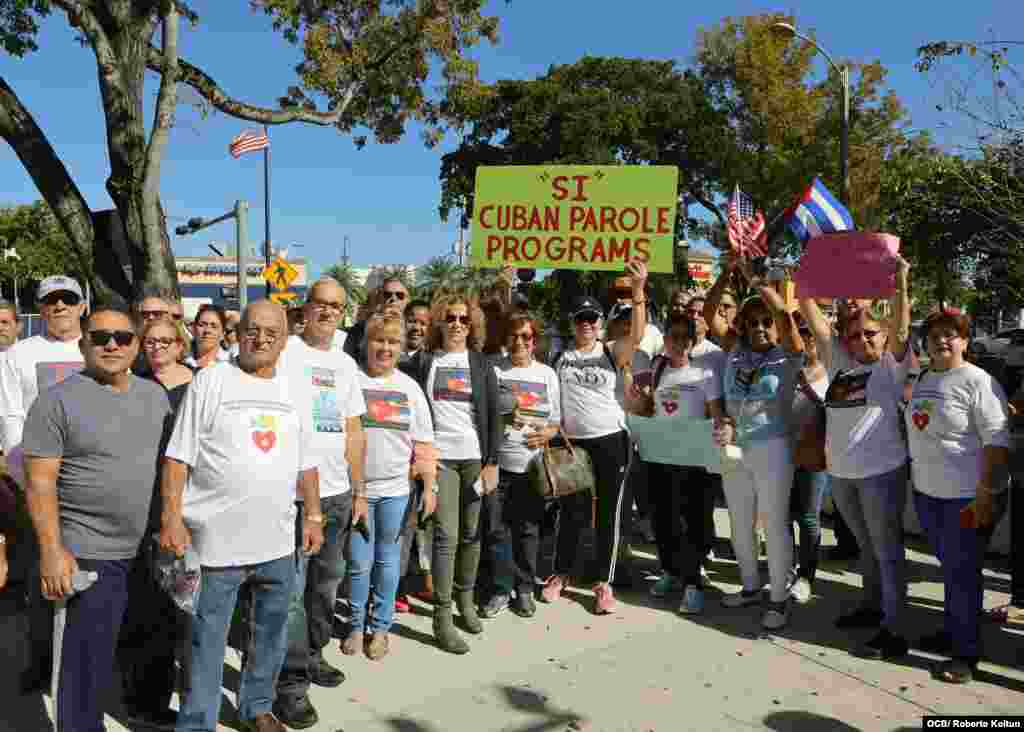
[934,658,975,684]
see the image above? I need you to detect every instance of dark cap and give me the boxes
[570,296,603,320]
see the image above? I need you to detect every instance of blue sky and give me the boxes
[0,1,1019,279]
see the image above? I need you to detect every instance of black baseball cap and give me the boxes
[570,296,603,320]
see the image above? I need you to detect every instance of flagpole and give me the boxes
[264,126,272,298]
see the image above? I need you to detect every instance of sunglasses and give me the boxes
[383,291,407,302]
[849,329,881,341]
[143,337,177,350]
[574,313,600,325]
[42,292,81,307]
[225,328,236,336]
[509,332,534,342]
[445,314,470,325]
[89,330,136,347]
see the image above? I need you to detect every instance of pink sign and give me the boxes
[794,232,901,300]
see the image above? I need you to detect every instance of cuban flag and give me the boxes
[785,178,854,244]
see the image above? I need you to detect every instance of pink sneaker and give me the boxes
[593,582,617,615]
[394,595,411,614]
[540,575,566,604]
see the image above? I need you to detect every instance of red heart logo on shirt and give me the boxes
[912,412,929,431]
[662,401,678,415]
[253,430,277,453]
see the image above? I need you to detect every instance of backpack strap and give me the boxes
[652,354,670,390]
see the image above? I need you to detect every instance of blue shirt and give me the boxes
[723,346,803,444]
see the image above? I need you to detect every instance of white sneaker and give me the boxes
[789,577,812,605]
[762,601,790,630]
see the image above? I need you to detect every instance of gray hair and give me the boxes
[306,277,347,303]
[240,299,288,332]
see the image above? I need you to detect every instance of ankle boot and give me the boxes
[456,591,483,634]
[433,609,469,655]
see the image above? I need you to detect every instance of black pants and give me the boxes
[487,470,546,596]
[555,430,631,583]
[649,464,711,587]
[1012,472,1024,607]
[116,540,185,714]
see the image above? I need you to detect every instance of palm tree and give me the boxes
[375,264,416,293]
[322,261,366,324]
[417,256,464,301]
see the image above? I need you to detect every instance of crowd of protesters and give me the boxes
[0,255,1020,732]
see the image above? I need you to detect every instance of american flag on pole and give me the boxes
[727,184,767,257]
[228,128,269,158]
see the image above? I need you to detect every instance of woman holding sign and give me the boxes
[707,255,805,631]
[548,260,648,616]
[906,310,1010,684]
[798,258,914,661]
[403,294,502,655]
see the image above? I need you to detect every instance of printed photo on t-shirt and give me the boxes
[826,369,871,408]
[308,366,342,433]
[434,367,472,403]
[362,389,411,431]
[35,361,83,391]
[504,379,550,418]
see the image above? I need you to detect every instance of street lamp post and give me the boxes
[772,22,850,205]
[175,200,249,312]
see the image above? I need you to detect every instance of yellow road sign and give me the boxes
[269,291,299,305]
[263,257,299,291]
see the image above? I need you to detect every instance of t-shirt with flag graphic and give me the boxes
[426,350,481,460]
[494,358,561,474]
[164,361,316,568]
[279,336,366,499]
[906,363,1010,500]
[823,340,910,480]
[359,369,433,498]
[0,335,84,451]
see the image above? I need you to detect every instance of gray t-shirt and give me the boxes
[22,373,172,560]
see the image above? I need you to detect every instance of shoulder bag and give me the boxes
[793,371,828,472]
[527,427,595,499]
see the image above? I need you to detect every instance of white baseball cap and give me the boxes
[37,275,84,302]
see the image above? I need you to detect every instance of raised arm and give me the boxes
[888,257,912,358]
[704,255,737,343]
[798,298,834,367]
[736,259,803,354]
[613,259,649,368]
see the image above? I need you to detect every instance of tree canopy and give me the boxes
[0,0,501,304]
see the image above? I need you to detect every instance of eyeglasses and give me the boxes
[850,329,881,341]
[89,330,136,347]
[224,328,236,336]
[509,332,534,343]
[747,317,774,329]
[574,313,600,325]
[143,337,177,350]
[170,313,184,322]
[140,309,168,320]
[41,292,80,307]
[309,299,344,312]
[243,328,280,343]
[445,314,470,325]
[383,290,407,302]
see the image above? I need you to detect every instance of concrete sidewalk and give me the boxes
[2,512,1022,732]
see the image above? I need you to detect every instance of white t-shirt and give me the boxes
[164,361,316,567]
[494,358,561,474]
[791,370,829,435]
[557,342,625,440]
[823,341,910,480]
[426,350,481,460]
[359,369,433,497]
[689,338,726,385]
[279,335,366,499]
[654,362,721,419]
[907,363,1010,499]
[0,335,84,450]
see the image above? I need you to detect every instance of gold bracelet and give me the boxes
[304,514,324,524]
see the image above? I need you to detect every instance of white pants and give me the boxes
[722,437,794,603]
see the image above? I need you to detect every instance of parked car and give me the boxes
[969,328,1024,396]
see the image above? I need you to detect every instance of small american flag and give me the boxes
[228,128,269,158]
[727,184,767,257]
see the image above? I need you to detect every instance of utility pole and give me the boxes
[175,200,249,312]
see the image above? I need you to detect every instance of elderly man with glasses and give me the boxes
[160,300,322,732]
[22,305,171,732]
[343,276,408,364]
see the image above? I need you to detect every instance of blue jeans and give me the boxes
[277,493,351,700]
[349,493,411,633]
[831,464,909,633]
[176,554,296,732]
[790,469,829,583]
[913,490,1007,661]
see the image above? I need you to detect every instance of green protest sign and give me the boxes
[469,165,679,273]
